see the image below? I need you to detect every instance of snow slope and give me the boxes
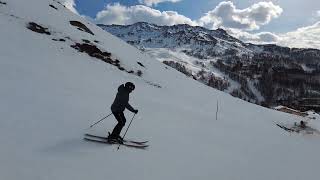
[1,0,320,180]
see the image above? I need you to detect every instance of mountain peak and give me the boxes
[216,28,227,34]
[132,21,159,28]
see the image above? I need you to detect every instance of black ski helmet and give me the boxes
[125,82,135,91]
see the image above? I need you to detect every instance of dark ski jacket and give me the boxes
[111,84,135,113]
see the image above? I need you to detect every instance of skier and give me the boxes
[294,120,307,129]
[299,120,306,129]
[108,82,138,143]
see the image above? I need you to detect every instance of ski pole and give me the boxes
[89,113,113,128]
[117,113,136,150]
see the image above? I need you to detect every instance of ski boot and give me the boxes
[107,133,123,144]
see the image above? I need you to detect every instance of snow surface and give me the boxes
[247,79,265,102]
[1,0,320,180]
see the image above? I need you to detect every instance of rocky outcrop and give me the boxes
[70,21,94,35]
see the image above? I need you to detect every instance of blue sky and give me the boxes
[76,0,220,21]
[64,0,320,49]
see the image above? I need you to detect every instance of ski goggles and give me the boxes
[128,85,135,90]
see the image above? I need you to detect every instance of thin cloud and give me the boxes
[198,1,283,31]
[278,21,320,49]
[95,1,282,31]
[95,3,196,26]
[228,21,320,49]
[139,0,182,7]
[228,29,279,44]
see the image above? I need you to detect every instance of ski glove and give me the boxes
[133,109,138,114]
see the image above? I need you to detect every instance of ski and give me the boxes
[276,124,319,135]
[84,133,148,145]
[276,124,295,132]
[83,137,149,149]
[276,124,300,133]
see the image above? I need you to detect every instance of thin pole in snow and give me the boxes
[216,100,219,121]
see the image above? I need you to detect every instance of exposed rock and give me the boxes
[27,22,51,35]
[136,70,143,77]
[137,62,145,68]
[70,43,141,76]
[82,39,90,43]
[70,21,94,35]
[53,0,66,8]
[163,61,192,77]
[71,43,109,59]
[49,4,57,10]
[52,38,65,42]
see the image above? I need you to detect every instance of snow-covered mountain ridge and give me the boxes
[99,22,320,112]
[1,1,320,180]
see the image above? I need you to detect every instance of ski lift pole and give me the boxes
[118,113,136,150]
[89,113,113,128]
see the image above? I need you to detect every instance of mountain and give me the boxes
[1,1,320,180]
[99,22,320,112]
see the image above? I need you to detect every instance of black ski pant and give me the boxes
[110,111,126,137]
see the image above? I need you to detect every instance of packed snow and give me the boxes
[1,0,320,180]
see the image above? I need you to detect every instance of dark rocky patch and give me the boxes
[94,40,100,43]
[0,1,6,5]
[52,38,65,42]
[70,21,94,35]
[163,61,192,77]
[71,43,119,66]
[82,39,90,43]
[118,67,125,71]
[114,59,120,64]
[71,42,143,76]
[53,0,66,8]
[27,22,51,35]
[102,52,112,57]
[137,62,145,68]
[71,43,105,58]
[49,4,58,10]
[136,70,143,77]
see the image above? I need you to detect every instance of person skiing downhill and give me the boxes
[108,82,138,143]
